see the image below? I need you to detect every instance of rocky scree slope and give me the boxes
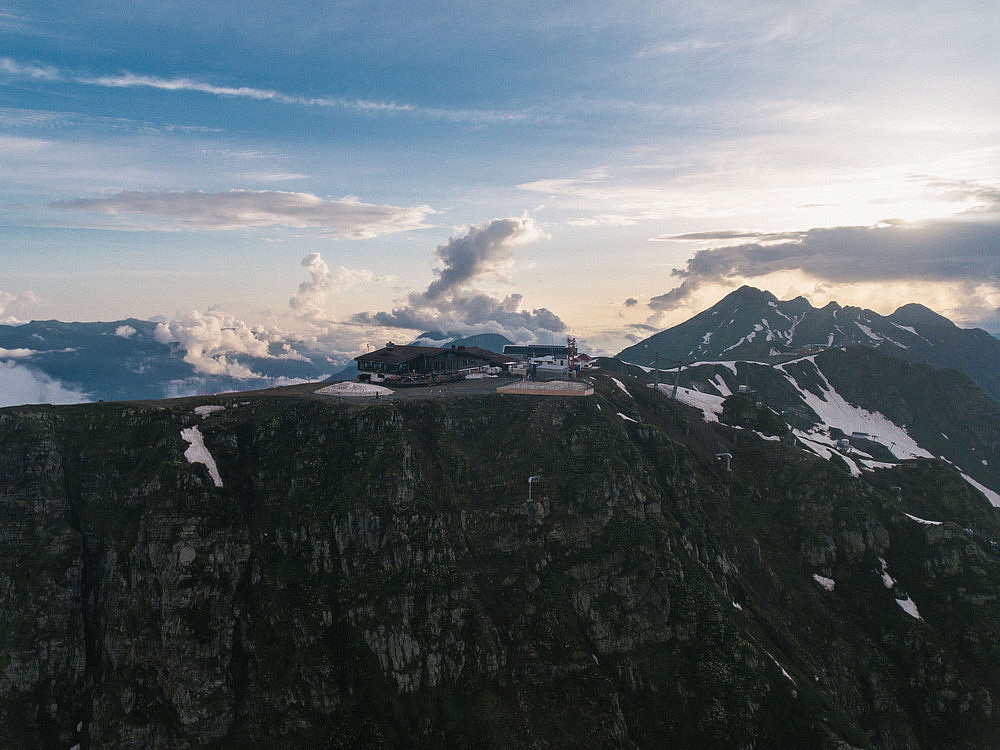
[1,379,1000,749]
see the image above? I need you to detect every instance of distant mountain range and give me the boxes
[618,286,1000,403]
[0,319,331,405]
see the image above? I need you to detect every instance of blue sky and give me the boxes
[2,0,999,362]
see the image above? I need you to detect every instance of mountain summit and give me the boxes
[618,286,1000,402]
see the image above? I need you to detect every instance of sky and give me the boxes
[2,0,999,364]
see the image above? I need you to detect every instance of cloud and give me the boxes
[154,310,299,378]
[0,289,44,324]
[352,217,566,342]
[290,253,377,321]
[0,347,35,359]
[115,324,137,338]
[423,217,545,301]
[648,216,1000,313]
[52,190,434,239]
[1,58,530,124]
[0,361,90,407]
[624,297,638,307]
[0,57,59,80]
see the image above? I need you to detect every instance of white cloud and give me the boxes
[290,252,378,321]
[0,290,44,324]
[352,217,566,342]
[0,361,90,407]
[0,347,35,359]
[1,58,531,124]
[115,324,137,338]
[154,310,285,378]
[53,190,435,239]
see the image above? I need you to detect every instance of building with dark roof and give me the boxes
[502,344,569,360]
[355,343,510,384]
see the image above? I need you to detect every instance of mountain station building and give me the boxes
[356,343,510,385]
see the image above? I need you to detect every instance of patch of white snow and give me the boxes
[960,473,1000,508]
[786,365,931,460]
[710,374,732,397]
[876,557,895,590]
[812,574,835,591]
[656,383,725,422]
[611,377,632,398]
[895,595,922,620]
[180,426,223,488]
[617,412,638,423]
[904,513,942,525]
[194,404,225,418]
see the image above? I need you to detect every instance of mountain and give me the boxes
[618,286,1000,402]
[601,344,1000,502]
[3,367,1000,748]
[0,319,335,404]
[409,331,514,352]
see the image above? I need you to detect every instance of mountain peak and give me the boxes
[719,285,777,306]
[890,303,956,330]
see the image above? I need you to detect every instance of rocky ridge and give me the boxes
[1,376,1000,748]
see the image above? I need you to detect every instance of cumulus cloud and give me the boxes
[0,361,90,407]
[0,289,43,324]
[290,252,377,321]
[624,297,638,307]
[352,217,565,341]
[649,217,1000,313]
[154,310,303,378]
[423,217,544,300]
[52,190,434,239]
[115,324,137,338]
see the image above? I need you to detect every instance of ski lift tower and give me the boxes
[668,357,693,399]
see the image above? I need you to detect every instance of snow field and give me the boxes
[180,426,223,488]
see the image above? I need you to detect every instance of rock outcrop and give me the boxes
[1,377,999,748]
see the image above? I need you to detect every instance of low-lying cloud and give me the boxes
[154,310,305,378]
[0,361,90,407]
[0,289,43,325]
[53,190,434,239]
[650,217,1000,313]
[353,217,566,342]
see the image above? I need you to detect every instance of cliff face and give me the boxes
[2,378,999,749]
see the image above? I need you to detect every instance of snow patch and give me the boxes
[194,404,225,418]
[895,596,922,620]
[611,377,632,398]
[876,557,896,590]
[812,574,835,591]
[180,426,223,488]
[656,383,725,422]
[904,512,942,525]
[786,364,931,460]
[710,374,732,397]
[960,472,1000,508]
[617,412,638,423]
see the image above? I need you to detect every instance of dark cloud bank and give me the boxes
[651,218,1000,313]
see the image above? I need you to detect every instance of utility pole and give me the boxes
[527,475,540,501]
